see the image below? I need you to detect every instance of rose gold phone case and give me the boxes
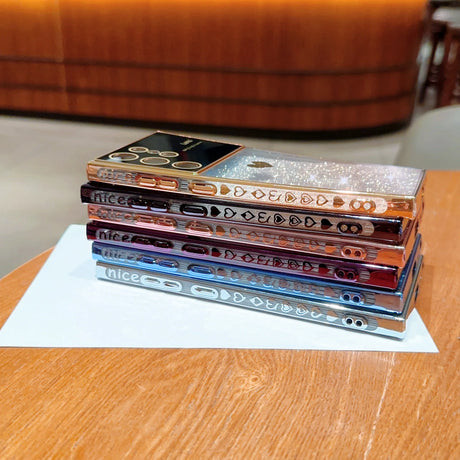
[87,131,425,219]
[87,203,418,267]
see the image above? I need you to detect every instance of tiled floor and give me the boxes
[0,115,406,278]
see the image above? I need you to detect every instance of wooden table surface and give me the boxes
[0,171,459,459]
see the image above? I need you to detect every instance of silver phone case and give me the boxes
[95,255,423,339]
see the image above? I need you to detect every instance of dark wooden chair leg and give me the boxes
[437,25,460,105]
[419,22,447,103]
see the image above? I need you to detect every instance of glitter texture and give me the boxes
[203,148,424,196]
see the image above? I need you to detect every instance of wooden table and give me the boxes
[0,171,459,459]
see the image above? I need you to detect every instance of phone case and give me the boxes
[86,131,425,219]
[81,182,413,243]
[95,254,423,339]
[87,202,418,267]
[86,221,401,289]
[92,233,422,314]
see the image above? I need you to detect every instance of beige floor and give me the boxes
[0,115,406,278]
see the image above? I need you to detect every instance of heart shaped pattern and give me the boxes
[305,217,316,227]
[321,219,333,229]
[210,206,221,217]
[273,258,283,267]
[301,193,313,205]
[234,186,246,197]
[233,292,246,303]
[220,185,231,195]
[274,214,286,225]
[288,260,300,270]
[215,226,226,236]
[325,244,337,254]
[248,232,259,241]
[247,274,261,284]
[229,228,241,237]
[224,208,236,218]
[285,192,296,203]
[316,195,328,206]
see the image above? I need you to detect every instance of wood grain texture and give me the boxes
[0,87,68,113]
[58,0,424,70]
[0,0,426,131]
[66,92,416,131]
[63,66,417,103]
[0,171,459,459]
[0,0,62,59]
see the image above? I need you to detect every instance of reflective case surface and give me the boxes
[92,233,422,314]
[86,221,401,289]
[87,131,425,219]
[81,182,412,243]
[87,202,418,267]
[95,254,423,339]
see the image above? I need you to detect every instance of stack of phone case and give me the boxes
[81,131,425,339]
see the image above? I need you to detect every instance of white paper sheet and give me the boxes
[0,225,438,352]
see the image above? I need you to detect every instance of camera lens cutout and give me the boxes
[109,152,139,161]
[140,157,170,166]
[172,161,202,170]
[128,146,149,153]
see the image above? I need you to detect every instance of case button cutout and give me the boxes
[154,239,173,249]
[136,175,157,189]
[182,244,208,256]
[157,259,179,271]
[341,246,367,260]
[337,222,363,235]
[191,285,219,299]
[189,182,217,196]
[156,178,178,190]
[185,222,213,236]
[188,265,214,277]
[335,268,358,281]
[180,204,208,217]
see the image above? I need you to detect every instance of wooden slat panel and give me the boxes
[0,61,65,87]
[67,92,414,130]
[59,0,426,70]
[0,88,68,113]
[64,65,417,103]
[1,0,62,58]
[0,0,426,130]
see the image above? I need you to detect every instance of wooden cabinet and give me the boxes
[0,0,67,112]
[0,0,427,132]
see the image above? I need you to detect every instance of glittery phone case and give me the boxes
[86,221,401,289]
[81,182,412,243]
[95,254,423,339]
[92,234,422,314]
[86,131,425,219]
[87,202,418,267]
